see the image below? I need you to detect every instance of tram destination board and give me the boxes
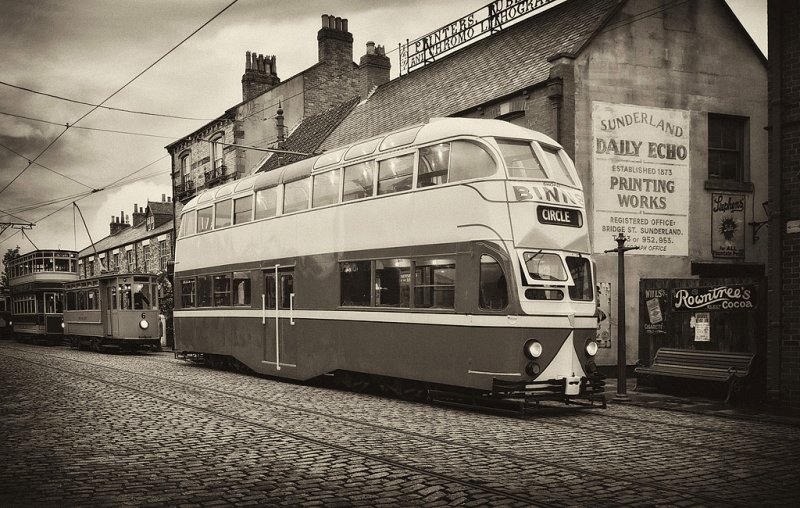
[537,205,582,227]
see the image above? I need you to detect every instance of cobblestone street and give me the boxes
[1,342,798,507]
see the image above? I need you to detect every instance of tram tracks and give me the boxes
[2,344,785,507]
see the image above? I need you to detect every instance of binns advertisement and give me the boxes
[591,102,691,256]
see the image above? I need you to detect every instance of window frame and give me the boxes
[708,113,748,183]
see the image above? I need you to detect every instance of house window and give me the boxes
[708,114,746,181]
[142,245,149,272]
[126,250,134,271]
[180,152,191,185]
[211,133,225,171]
[159,240,169,271]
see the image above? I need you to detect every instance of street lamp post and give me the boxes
[604,233,639,401]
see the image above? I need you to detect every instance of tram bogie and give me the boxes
[174,118,605,406]
[64,273,161,353]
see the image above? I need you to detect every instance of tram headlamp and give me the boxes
[61,322,65,329]
[139,319,149,330]
[524,339,543,359]
[525,362,541,377]
[585,339,599,357]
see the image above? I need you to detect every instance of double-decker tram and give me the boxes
[7,250,78,342]
[174,118,605,408]
[63,273,161,352]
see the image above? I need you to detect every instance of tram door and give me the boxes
[105,282,116,337]
[262,267,297,371]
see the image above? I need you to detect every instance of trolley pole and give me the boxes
[604,233,639,401]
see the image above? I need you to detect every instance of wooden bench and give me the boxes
[635,348,755,403]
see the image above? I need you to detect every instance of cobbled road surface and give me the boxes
[1,342,798,507]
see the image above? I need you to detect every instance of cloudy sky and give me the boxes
[0,0,767,263]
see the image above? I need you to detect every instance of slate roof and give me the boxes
[257,96,361,172]
[78,219,174,258]
[321,0,621,150]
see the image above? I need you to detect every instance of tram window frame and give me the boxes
[375,259,411,308]
[539,144,575,185]
[181,210,197,237]
[479,255,509,311]
[88,288,99,310]
[180,279,196,308]
[254,187,279,220]
[340,261,371,306]
[265,270,294,309]
[417,143,451,188]
[342,161,376,202]
[215,199,233,229]
[67,291,77,311]
[283,177,311,214]
[233,272,251,306]
[413,258,456,309]
[566,256,593,301]
[197,206,213,233]
[196,275,213,308]
[377,153,415,195]
[312,168,342,208]
[496,139,548,179]
[449,140,498,182]
[233,196,253,225]
[213,273,232,306]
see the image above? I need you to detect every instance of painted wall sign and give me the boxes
[399,0,561,74]
[591,102,691,256]
[711,193,746,258]
[671,285,757,312]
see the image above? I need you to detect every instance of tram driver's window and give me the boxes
[418,143,450,188]
[340,261,371,306]
[375,259,410,307]
[479,255,508,310]
[377,154,414,195]
[496,140,547,179]
[566,256,593,301]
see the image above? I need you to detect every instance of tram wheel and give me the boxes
[90,338,101,353]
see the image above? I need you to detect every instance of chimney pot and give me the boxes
[162,193,166,202]
[246,51,251,70]
[342,18,348,32]
[335,17,342,31]
[321,14,329,28]
[366,41,375,55]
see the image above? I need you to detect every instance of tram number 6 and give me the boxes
[141,313,147,320]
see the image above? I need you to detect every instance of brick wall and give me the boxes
[776,0,800,411]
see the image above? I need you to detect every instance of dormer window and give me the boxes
[147,214,155,231]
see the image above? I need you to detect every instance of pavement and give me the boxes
[603,376,800,427]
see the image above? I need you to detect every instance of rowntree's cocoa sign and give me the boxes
[671,285,757,312]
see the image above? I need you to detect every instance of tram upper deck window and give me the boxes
[566,256,593,301]
[417,141,497,188]
[380,126,421,151]
[233,196,253,224]
[215,200,232,229]
[523,251,567,281]
[254,187,278,219]
[181,211,196,237]
[312,169,341,208]
[283,177,311,214]
[497,139,547,179]
[344,138,380,161]
[55,256,71,272]
[197,206,213,233]
[541,146,575,185]
[377,154,414,195]
[343,161,375,202]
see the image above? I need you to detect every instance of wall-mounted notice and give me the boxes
[592,102,691,256]
[711,193,746,258]
[694,312,710,342]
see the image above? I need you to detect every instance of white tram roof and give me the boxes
[182,118,560,211]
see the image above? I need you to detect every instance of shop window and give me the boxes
[708,114,747,182]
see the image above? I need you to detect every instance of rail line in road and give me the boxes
[4,343,791,506]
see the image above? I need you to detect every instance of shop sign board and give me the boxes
[671,285,757,312]
[591,102,691,256]
[711,193,746,258]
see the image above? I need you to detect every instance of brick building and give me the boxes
[78,196,174,280]
[165,15,391,221]
[768,0,800,412]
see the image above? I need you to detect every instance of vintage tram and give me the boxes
[174,118,604,406]
[7,250,78,342]
[63,273,161,352]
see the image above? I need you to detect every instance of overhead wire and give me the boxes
[0,0,239,201]
[0,110,180,139]
[0,79,215,121]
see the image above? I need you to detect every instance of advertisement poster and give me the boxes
[671,285,757,312]
[711,193,746,258]
[591,102,691,255]
[694,312,711,342]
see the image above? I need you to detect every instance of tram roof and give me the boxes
[182,117,560,211]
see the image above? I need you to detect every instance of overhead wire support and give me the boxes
[204,138,316,157]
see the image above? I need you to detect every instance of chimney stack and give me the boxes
[318,15,353,68]
[132,204,145,227]
[359,42,390,98]
[110,211,131,235]
[242,51,281,102]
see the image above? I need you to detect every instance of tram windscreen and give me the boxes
[566,256,593,301]
[523,251,567,281]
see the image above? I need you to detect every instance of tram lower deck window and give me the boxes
[340,261,371,306]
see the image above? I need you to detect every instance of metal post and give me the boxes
[605,233,639,401]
